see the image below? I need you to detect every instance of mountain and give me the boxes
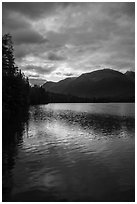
[43,77,76,94]
[42,69,135,102]
[125,71,135,82]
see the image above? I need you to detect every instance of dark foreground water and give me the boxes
[3,103,135,201]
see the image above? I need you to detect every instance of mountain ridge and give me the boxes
[42,69,135,101]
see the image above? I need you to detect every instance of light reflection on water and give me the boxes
[10,103,135,201]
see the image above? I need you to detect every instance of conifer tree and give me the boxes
[2,33,30,115]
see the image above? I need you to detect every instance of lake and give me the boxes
[3,103,135,201]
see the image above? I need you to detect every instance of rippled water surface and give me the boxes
[3,103,135,201]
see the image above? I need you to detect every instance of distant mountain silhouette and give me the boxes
[42,69,135,102]
[44,77,76,93]
[125,71,135,82]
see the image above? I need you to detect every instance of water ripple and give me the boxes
[4,103,134,201]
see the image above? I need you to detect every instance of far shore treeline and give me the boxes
[2,34,135,119]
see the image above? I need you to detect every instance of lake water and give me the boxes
[3,103,135,201]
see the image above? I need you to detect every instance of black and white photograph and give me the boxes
[2,1,135,202]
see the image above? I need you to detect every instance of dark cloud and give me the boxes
[55,72,62,75]
[13,29,48,45]
[3,5,48,46]
[48,52,65,61]
[64,73,74,77]
[14,47,27,59]
[14,44,32,59]
[46,31,70,49]
[2,2,58,19]
[107,2,135,18]
[123,2,135,17]
[2,14,30,30]
[2,2,77,20]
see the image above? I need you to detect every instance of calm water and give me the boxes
[3,103,135,201]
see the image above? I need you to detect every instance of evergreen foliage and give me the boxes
[2,34,30,117]
[29,85,48,105]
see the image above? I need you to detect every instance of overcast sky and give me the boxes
[3,2,135,85]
